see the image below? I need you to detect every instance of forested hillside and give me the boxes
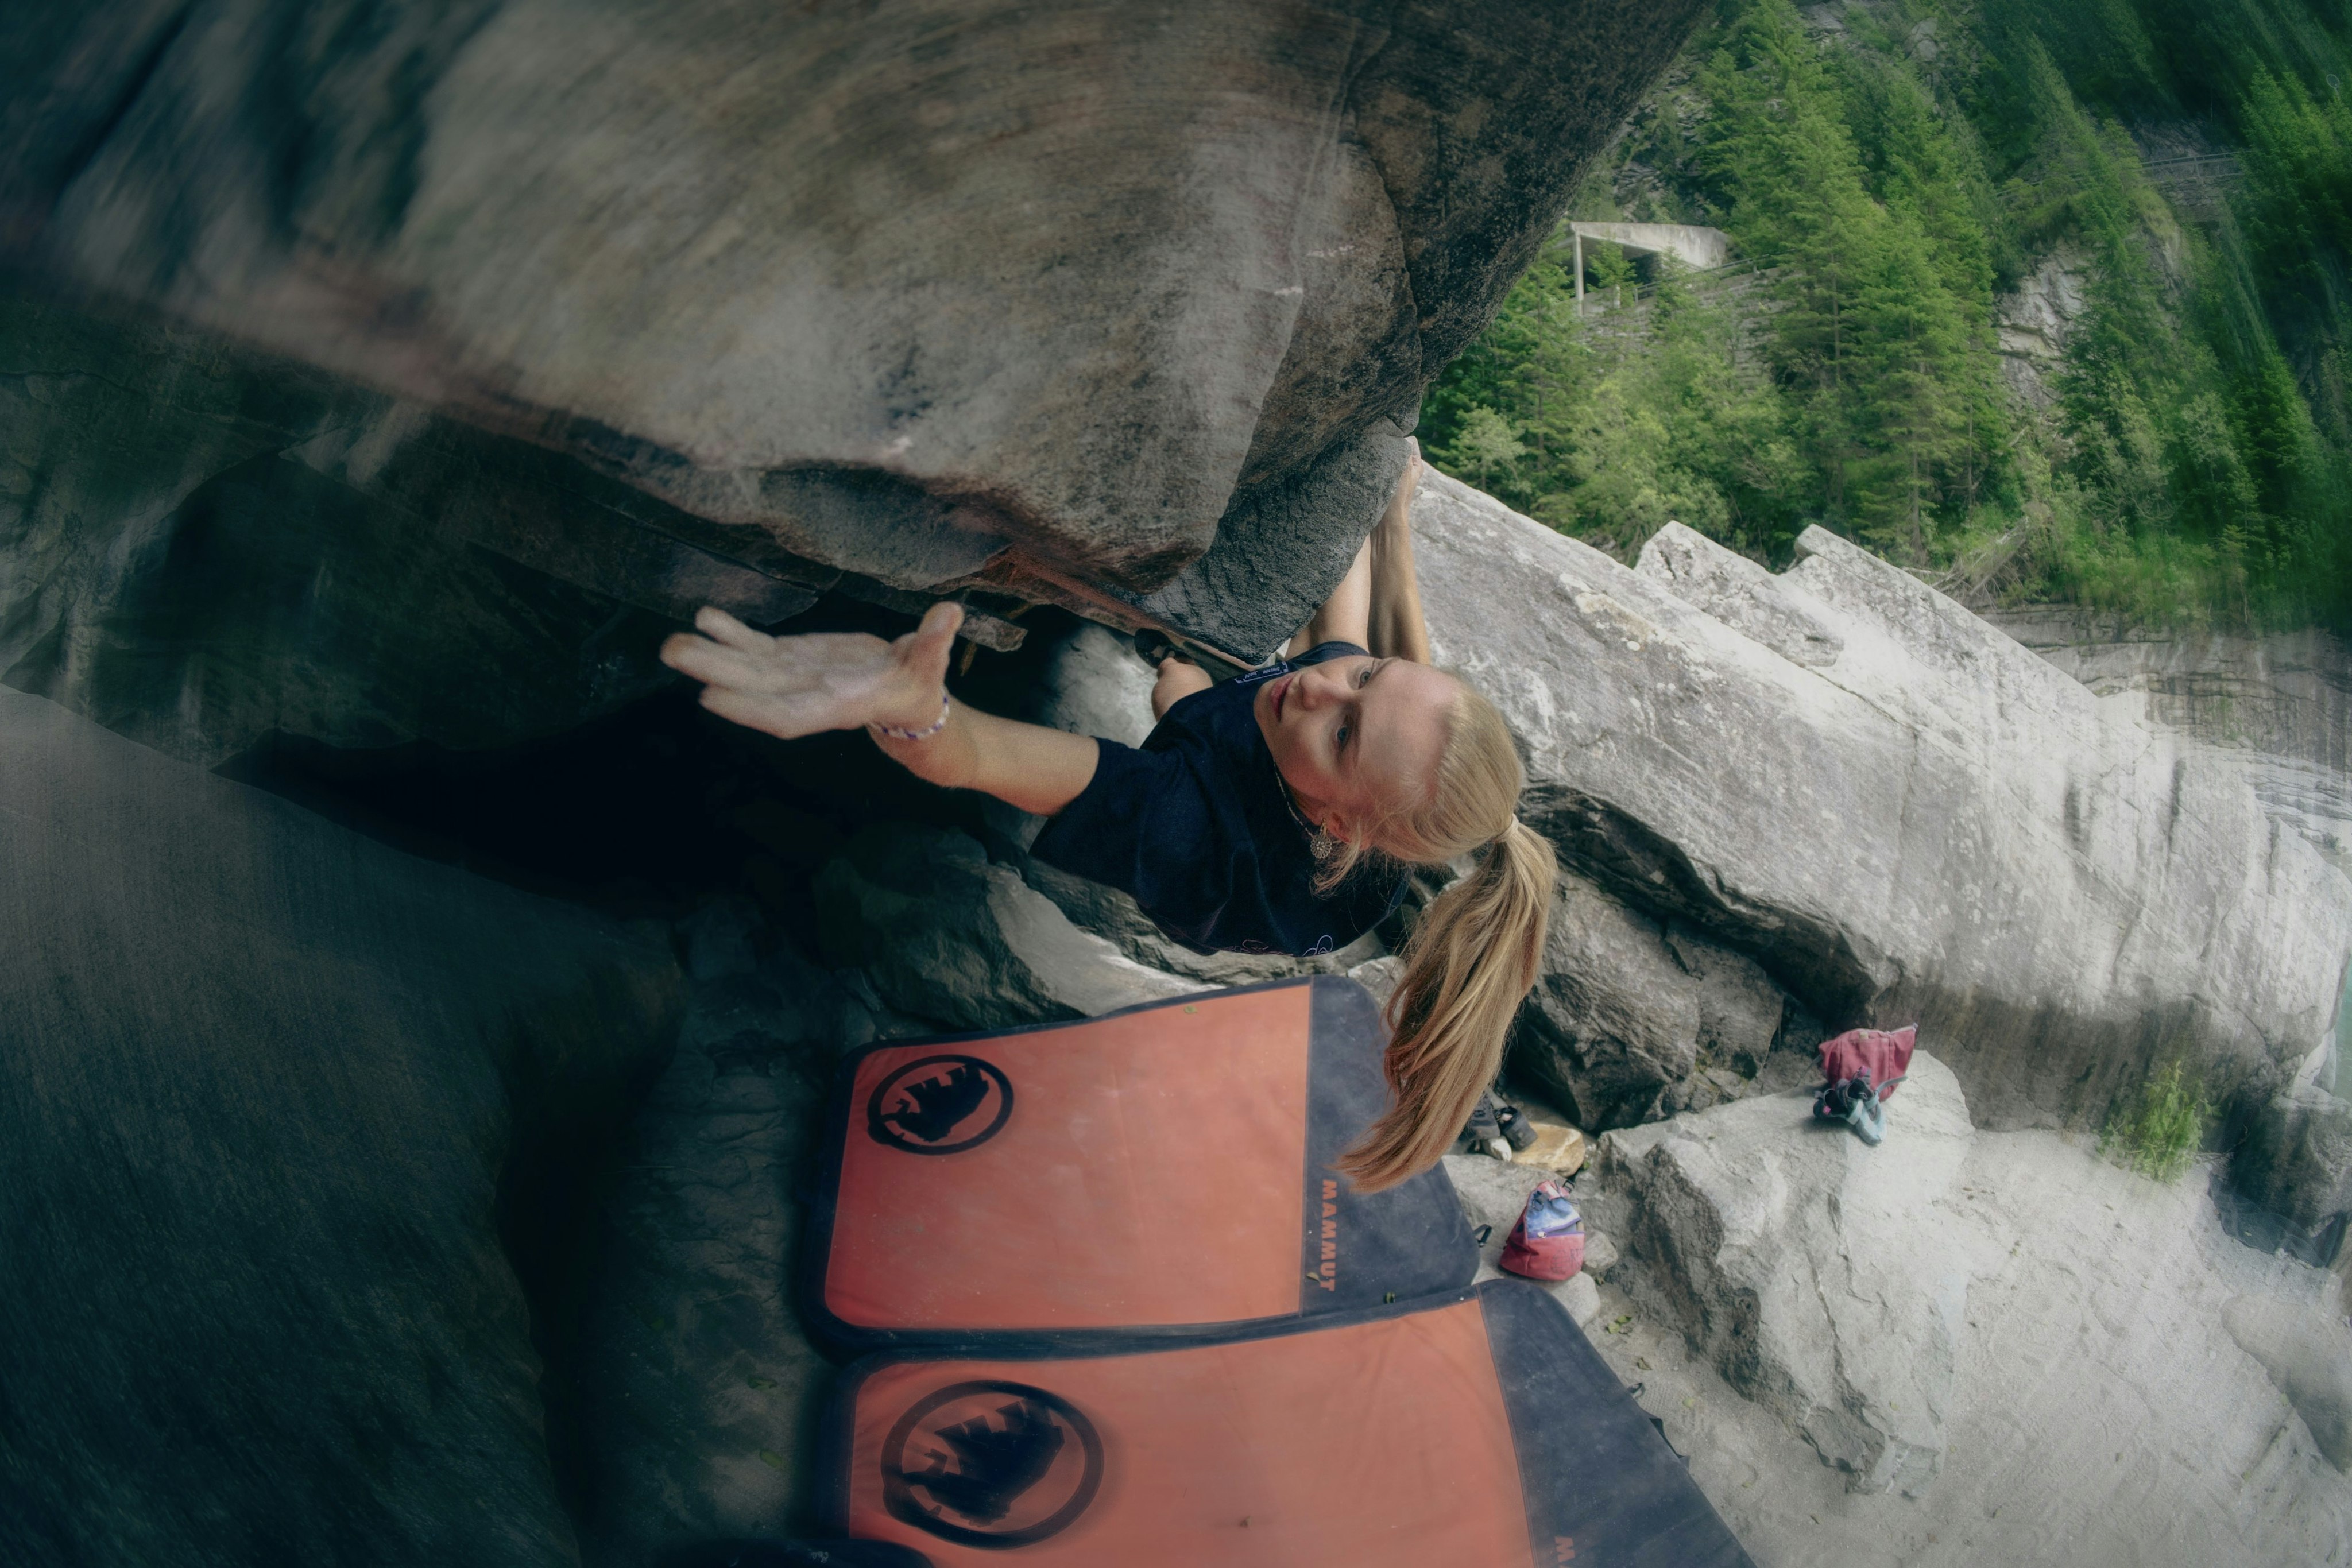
[1421,0,2352,630]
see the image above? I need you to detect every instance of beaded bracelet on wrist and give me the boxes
[869,693,951,741]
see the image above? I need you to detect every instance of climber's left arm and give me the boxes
[1287,438,1428,660]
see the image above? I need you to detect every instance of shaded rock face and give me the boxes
[0,688,681,1568]
[1587,1054,1982,1496]
[2236,1081,2352,1248]
[3,0,1708,660]
[562,900,881,1566]
[1409,485,2352,1230]
[814,823,1206,1030]
[0,296,777,765]
[1514,869,1806,1131]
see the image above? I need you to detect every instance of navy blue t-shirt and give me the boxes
[1030,642,1409,957]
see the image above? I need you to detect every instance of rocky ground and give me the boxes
[1584,1117,2352,1565]
[1453,1062,2352,1565]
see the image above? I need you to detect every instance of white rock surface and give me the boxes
[2226,1291,2352,1473]
[1590,1052,1981,1495]
[1579,1065,2352,1563]
[1410,479,2352,1226]
[1989,612,2352,877]
[1636,521,1845,668]
[1554,1269,1603,1329]
[1992,245,2089,408]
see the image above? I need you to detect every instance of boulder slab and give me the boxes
[1587,1052,1982,1495]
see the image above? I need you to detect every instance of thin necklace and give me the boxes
[1273,769,1321,841]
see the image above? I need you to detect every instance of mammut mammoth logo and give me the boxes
[881,1380,1105,1548]
[866,1055,1015,1155]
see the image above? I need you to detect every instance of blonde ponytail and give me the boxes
[1336,686,1557,1193]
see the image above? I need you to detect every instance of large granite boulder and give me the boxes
[1585,1054,1983,1496]
[0,688,682,1567]
[1408,479,2352,1226]
[3,0,1707,661]
[1575,1100,2352,1562]
[1989,611,2352,877]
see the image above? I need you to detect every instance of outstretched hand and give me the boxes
[659,601,964,741]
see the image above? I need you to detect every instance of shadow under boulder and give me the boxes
[814,824,1205,1031]
[560,901,885,1566]
[1512,869,1814,1131]
[0,689,681,1568]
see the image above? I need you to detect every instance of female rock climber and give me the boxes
[659,448,1557,1192]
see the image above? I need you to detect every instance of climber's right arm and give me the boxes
[660,601,1100,816]
[868,699,1100,815]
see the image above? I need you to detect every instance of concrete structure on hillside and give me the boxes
[1570,221,1733,312]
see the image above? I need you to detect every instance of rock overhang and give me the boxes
[2,0,1711,664]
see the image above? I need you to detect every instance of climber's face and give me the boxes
[1255,655,1455,851]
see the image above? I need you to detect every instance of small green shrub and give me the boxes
[2098,1061,2210,1182]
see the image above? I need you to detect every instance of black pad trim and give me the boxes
[1482,1281,1757,1567]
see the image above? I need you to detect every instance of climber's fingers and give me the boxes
[891,602,964,692]
[691,606,774,653]
[659,632,777,692]
[663,626,893,694]
[668,603,960,739]
[695,682,843,741]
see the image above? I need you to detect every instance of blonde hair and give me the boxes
[1317,680,1557,1193]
